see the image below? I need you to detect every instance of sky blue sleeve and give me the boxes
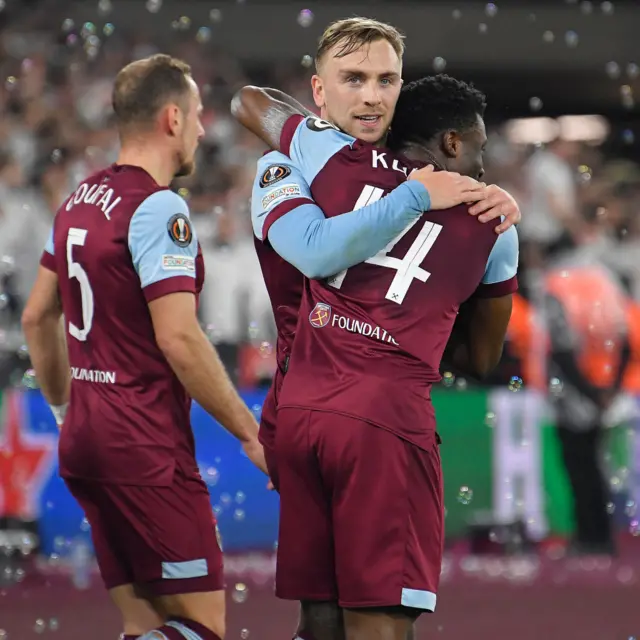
[44,228,54,255]
[252,151,314,241]
[287,116,357,183]
[483,225,519,284]
[128,190,198,289]
[267,182,431,280]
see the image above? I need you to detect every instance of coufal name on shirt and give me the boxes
[370,150,412,177]
[71,367,117,384]
[65,182,122,220]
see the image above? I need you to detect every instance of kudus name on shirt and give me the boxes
[65,182,122,220]
[370,150,412,177]
[71,367,117,384]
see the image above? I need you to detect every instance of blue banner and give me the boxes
[2,388,279,556]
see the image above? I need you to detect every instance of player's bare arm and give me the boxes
[231,85,302,151]
[443,223,519,378]
[149,292,266,472]
[22,266,70,425]
[444,295,514,379]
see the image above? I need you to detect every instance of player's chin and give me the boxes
[354,122,387,144]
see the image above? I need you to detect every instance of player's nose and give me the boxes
[362,82,382,107]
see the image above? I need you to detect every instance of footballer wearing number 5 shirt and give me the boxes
[21,55,266,640]
[240,74,519,640]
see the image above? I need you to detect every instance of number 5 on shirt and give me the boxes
[67,227,94,341]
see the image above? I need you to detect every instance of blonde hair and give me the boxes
[316,17,405,70]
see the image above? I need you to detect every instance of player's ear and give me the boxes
[442,130,461,158]
[163,103,183,138]
[311,75,325,109]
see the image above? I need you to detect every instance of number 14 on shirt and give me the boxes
[327,184,442,304]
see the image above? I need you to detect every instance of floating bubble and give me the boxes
[433,57,447,72]
[103,23,115,36]
[80,517,91,532]
[210,8,222,22]
[455,378,467,391]
[81,22,96,37]
[452,9,462,19]
[98,0,112,14]
[301,55,313,68]
[625,500,636,517]
[621,85,635,109]
[549,377,564,396]
[508,376,523,392]
[606,61,621,78]
[478,22,488,34]
[580,1,593,14]
[248,322,259,339]
[220,493,232,505]
[235,491,246,504]
[457,486,474,505]
[297,9,314,28]
[251,404,262,418]
[196,27,211,43]
[213,505,222,516]
[564,30,579,47]
[484,411,496,428]
[542,30,555,43]
[601,1,614,14]
[0,629,7,639]
[528,13,537,21]
[62,18,75,32]
[48,618,59,632]
[232,582,249,604]
[485,3,498,17]
[627,62,639,78]
[146,0,162,12]
[5,76,16,91]
[622,129,634,144]
[529,96,543,112]
[442,372,455,388]
[204,467,219,486]
[241,630,250,640]
[34,619,46,634]
[233,508,245,521]
[259,341,273,357]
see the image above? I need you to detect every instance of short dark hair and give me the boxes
[389,74,487,149]
[316,17,405,70]
[112,54,192,130]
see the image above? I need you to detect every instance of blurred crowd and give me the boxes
[0,20,639,388]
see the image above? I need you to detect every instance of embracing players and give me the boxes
[22,55,265,640]
[234,18,519,640]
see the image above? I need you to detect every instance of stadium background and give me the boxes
[0,0,639,637]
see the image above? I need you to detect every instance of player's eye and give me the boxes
[380,78,392,86]
[346,76,362,84]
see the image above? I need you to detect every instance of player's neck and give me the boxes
[117,143,176,187]
[399,143,446,171]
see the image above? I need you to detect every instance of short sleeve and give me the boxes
[476,225,519,298]
[281,115,357,184]
[251,151,315,241]
[40,227,56,272]
[127,189,198,303]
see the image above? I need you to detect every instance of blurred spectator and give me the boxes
[520,138,582,256]
[543,260,631,556]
